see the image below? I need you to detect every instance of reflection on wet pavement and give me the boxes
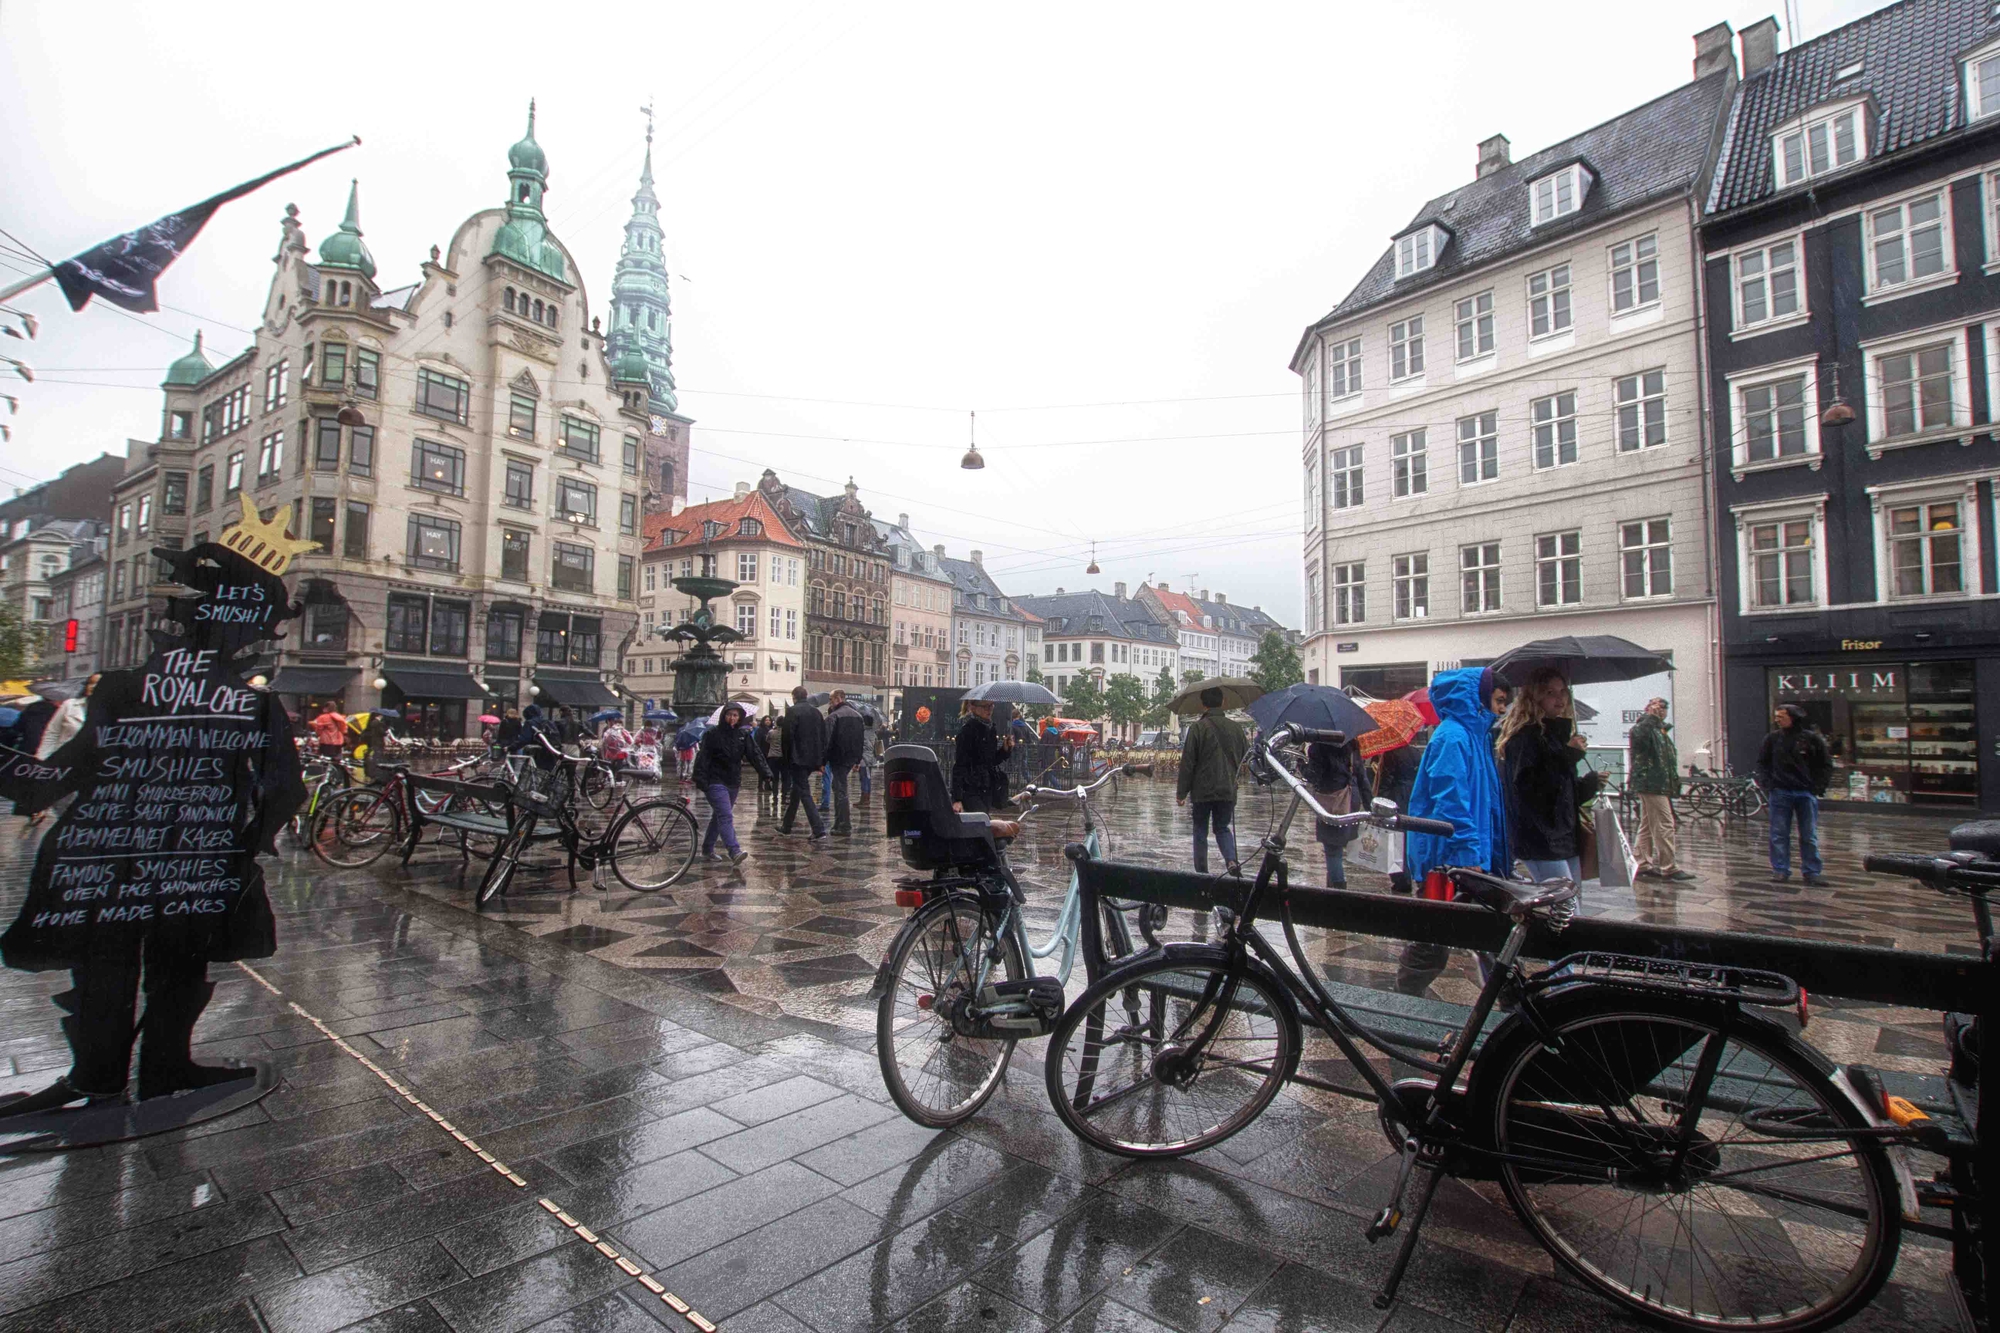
[0,776,1971,1331]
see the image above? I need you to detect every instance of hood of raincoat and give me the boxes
[1402,666,1510,879]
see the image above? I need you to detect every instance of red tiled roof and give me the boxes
[1150,586,1203,625]
[641,491,803,553]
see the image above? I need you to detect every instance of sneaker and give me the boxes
[1664,869,1697,882]
[1635,867,1662,880]
[1225,861,1242,878]
[729,850,750,867]
[1802,873,1830,887]
[809,832,831,845]
[1770,872,1791,883]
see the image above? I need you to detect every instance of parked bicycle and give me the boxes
[1678,762,1766,820]
[307,751,492,867]
[1045,720,1906,1331]
[872,751,1153,1128]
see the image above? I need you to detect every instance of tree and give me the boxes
[0,605,44,682]
[1104,673,1146,739]
[1021,657,1054,718]
[1061,672,1104,725]
[1183,668,1204,686]
[1249,630,1304,693]
[1143,664,1178,727]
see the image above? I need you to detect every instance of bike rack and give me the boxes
[1070,853,2000,1323]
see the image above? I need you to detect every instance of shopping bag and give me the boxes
[1594,801,1638,888]
[1348,822,1401,876]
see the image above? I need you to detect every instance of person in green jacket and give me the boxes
[1177,688,1250,875]
[1627,697,1693,882]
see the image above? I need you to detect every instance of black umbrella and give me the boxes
[1245,683,1376,741]
[962,679,1060,706]
[1491,635,1673,687]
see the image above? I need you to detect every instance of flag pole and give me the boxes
[0,137,359,310]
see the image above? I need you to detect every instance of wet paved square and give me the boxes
[0,775,1975,1331]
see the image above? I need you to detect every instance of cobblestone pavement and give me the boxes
[0,775,1975,1331]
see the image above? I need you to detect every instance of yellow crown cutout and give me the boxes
[220,492,319,576]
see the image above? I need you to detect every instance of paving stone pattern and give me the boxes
[0,776,1974,1330]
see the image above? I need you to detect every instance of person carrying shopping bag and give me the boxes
[1497,667,1598,887]
[1305,734,1371,887]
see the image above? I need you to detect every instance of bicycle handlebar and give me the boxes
[1863,851,2000,891]
[1255,724,1447,835]
[1016,764,1125,806]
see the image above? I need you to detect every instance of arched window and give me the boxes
[517,183,530,203]
[504,287,516,313]
[532,299,544,322]
[547,305,558,330]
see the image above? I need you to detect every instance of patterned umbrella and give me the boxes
[1356,699,1426,758]
[1401,687,1441,727]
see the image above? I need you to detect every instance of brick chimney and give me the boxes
[970,550,982,567]
[1693,21,1735,80]
[933,544,945,559]
[734,481,750,500]
[1199,589,1209,603]
[1476,134,1510,179]
[1214,593,1226,605]
[1741,16,1779,76]
[1114,581,1126,599]
[1157,580,1169,591]
[1055,586,1065,595]
[898,512,909,530]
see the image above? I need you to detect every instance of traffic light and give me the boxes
[62,619,77,653]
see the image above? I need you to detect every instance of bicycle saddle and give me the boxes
[1447,868,1579,919]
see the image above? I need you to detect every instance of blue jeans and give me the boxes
[1191,800,1238,873]
[1768,789,1821,877]
[703,783,741,855]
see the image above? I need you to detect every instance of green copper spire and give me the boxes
[603,103,676,412]
[164,330,213,386]
[317,179,376,279]
[490,99,567,282]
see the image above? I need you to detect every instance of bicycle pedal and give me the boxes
[1364,1207,1400,1242]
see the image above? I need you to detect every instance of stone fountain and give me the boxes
[660,573,741,716]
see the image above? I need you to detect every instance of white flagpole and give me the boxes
[0,270,53,307]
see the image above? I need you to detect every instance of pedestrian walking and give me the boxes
[305,699,346,760]
[511,704,560,771]
[1374,740,1420,894]
[823,690,866,835]
[1627,697,1693,882]
[950,698,1012,814]
[1394,667,1510,998]
[1758,703,1831,886]
[673,721,701,780]
[495,707,522,753]
[1176,687,1249,875]
[753,715,780,805]
[1497,668,1597,886]
[1305,734,1370,887]
[779,686,830,841]
[693,702,773,866]
[598,718,635,776]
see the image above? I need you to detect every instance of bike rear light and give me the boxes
[894,889,925,907]
[1798,986,1810,1031]
[1421,870,1455,902]
[888,775,918,801]
[1884,1095,1928,1126]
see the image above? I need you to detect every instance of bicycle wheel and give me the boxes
[606,800,699,891]
[875,894,1024,1127]
[1738,783,1766,818]
[1478,993,1899,1332]
[1045,948,1300,1158]
[1685,783,1725,819]
[580,762,616,811]
[309,788,402,868]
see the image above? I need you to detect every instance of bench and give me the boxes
[395,770,520,867]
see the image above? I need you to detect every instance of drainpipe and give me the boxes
[1687,194,1725,767]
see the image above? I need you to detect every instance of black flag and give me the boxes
[52,138,358,314]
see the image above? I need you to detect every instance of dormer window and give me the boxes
[1773,101,1866,186]
[1394,225,1443,279]
[1531,165,1590,225]
[1967,42,2000,120]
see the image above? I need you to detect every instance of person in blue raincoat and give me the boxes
[1393,666,1510,998]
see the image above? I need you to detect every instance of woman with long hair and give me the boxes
[1496,667,1594,885]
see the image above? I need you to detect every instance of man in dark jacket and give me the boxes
[1177,688,1249,875]
[1627,698,1692,882]
[1759,703,1831,886]
[823,691,866,835]
[950,699,1011,813]
[1306,738,1371,887]
[779,686,829,841]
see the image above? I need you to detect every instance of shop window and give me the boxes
[1770,661,1976,805]
[386,594,428,654]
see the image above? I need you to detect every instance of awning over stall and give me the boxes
[533,671,620,708]
[266,666,358,695]
[381,661,487,700]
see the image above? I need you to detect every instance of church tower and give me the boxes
[606,106,689,514]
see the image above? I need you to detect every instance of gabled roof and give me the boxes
[641,490,802,553]
[1302,71,1733,343]
[1014,590,1178,646]
[871,517,953,581]
[1708,0,1998,215]
[939,557,1026,621]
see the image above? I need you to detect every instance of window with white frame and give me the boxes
[1886,499,1966,597]
[1774,103,1864,187]
[1391,430,1427,497]
[1867,189,1951,292]
[1614,369,1667,451]
[1528,263,1572,338]
[1531,165,1587,224]
[1457,410,1498,484]
[1454,291,1494,361]
[1531,391,1578,469]
[1327,337,1361,399]
[1969,45,2000,121]
[1305,567,1321,634]
[1730,363,1818,466]
[1332,562,1365,624]
[1610,233,1659,313]
[1535,531,1581,606]
[1389,316,1424,381]
[1734,238,1802,329]
[1302,357,1320,433]
[1395,225,1442,278]
[1746,515,1817,608]
[1460,542,1500,613]
[1303,451,1319,530]
[1870,335,1961,441]
[1620,518,1672,598]
[1392,553,1429,620]
[1330,444,1363,510]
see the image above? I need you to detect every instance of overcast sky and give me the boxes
[0,0,1884,626]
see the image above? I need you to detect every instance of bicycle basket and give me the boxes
[514,765,573,819]
[1538,952,1799,1006]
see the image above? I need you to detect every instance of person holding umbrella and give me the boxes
[950,697,1012,814]
[1178,687,1250,875]
[1497,667,1598,887]
[693,702,773,866]
[1305,733,1370,887]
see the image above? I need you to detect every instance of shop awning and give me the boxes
[533,672,621,708]
[382,661,488,700]
[266,666,358,696]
